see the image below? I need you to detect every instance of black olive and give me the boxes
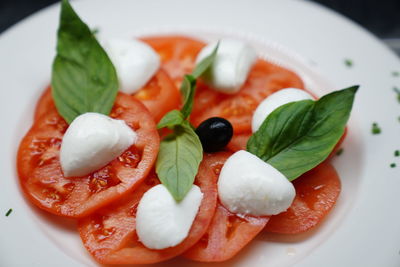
[195,117,233,153]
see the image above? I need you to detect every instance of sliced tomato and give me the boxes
[184,204,269,262]
[132,69,181,123]
[181,151,269,262]
[18,93,159,218]
[78,152,226,264]
[34,86,55,121]
[227,132,252,152]
[34,70,180,123]
[141,35,205,87]
[191,59,305,134]
[265,162,341,234]
[329,128,347,158]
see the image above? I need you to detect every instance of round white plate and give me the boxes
[1,0,400,266]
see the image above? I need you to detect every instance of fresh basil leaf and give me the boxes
[157,110,185,129]
[180,74,197,119]
[156,121,203,201]
[191,42,219,79]
[51,0,118,124]
[179,43,219,119]
[247,86,358,181]
[155,42,218,201]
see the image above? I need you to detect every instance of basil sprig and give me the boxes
[156,44,219,201]
[51,0,118,124]
[247,86,358,181]
[156,121,203,201]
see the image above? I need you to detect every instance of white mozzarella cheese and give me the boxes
[60,112,136,177]
[102,38,160,94]
[218,150,295,216]
[195,39,257,93]
[252,88,314,132]
[136,184,203,250]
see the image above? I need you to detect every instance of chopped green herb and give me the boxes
[336,148,344,156]
[393,87,400,103]
[395,150,400,157]
[372,122,381,134]
[390,163,396,168]
[392,71,400,77]
[344,59,353,67]
[91,27,100,35]
[5,208,12,217]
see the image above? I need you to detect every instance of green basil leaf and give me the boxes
[157,110,185,129]
[156,121,203,201]
[180,74,197,119]
[191,42,219,79]
[155,42,218,201]
[179,43,219,119]
[51,0,118,124]
[247,86,358,181]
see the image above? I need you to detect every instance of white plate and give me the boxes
[1,0,400,266]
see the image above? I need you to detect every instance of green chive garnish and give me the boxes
[91,27,99,35]
[395,150,400,157]
[336,148,344,156]
[390,163,396,168]
[372,122,381,134]
[344,59,353,68]
[5,209,12,217]
[393,87,400,103]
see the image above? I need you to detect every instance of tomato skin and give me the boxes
[265,162,341,234]
[18,93,159,218]
[34,86,55,121]
[34,70,180,123]
[184,204,269,262]
[141,35,205,88]
[329,128,347,158]
[78,152,226,264]
[191,60,305,134]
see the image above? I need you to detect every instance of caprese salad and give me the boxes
[16,0,357,265]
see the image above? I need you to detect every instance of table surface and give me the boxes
[1,0,400,36]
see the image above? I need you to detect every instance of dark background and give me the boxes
[1,0,400,53]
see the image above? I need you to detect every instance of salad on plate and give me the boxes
[16,0,357,265]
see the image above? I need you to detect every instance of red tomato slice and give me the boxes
[184,204,269,262]
[141,35,205,87]
[227,133,252,152]
[182,151,269,262]
[328,128,347,158]
[191,59,305,134]
[132,69,181,123]
[34,70,180,123]
[17,93,159,218]
[34,86,55,121]
[265,162,341,234]
[78,152,226,264]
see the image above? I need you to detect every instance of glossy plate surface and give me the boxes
[0,0,399,266]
